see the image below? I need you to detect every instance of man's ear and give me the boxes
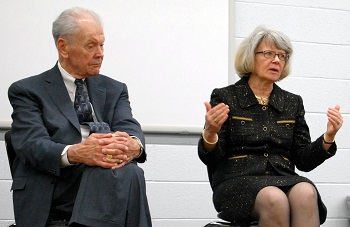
[57,37,69,58]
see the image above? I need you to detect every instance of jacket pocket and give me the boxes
[228,155,248,160]
[224,155,260,175]
[276,119,295,138]
[231,116,254,135]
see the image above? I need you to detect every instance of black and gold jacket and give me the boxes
[198,77,336,188]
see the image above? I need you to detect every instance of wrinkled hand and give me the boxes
[67,133,116,168]
[325,105,343,141]
[67,131,141,169]
[101,131,141,169]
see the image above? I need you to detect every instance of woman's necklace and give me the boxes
[255,95,269,105]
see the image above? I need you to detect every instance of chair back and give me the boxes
[4,130,16,177]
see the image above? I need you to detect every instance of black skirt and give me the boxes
[212,169,327,224]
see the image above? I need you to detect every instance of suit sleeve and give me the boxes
[291,95,336,171]
[108,82,146,163]
[198,88,229,166]
[8,80,69,177]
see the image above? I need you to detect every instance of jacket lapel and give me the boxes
[86,76,106,122]
[235,77,258,108]
[268,84,284,112]
[234,77,284,112]
[43,65,81,132]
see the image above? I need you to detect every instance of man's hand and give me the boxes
[66,133,124,169]
[67,131,142,170]
[102,131,142,169]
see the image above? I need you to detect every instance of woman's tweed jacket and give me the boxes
[198,76,336,224]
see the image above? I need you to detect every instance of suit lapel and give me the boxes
[43,66,81,132]
[86,76,106,122]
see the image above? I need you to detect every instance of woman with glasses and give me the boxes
[198,25,343,227]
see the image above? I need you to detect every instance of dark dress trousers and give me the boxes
[8,64,151,226]
[198,77,336,225]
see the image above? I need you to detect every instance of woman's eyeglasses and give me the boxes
[255,50,289,61]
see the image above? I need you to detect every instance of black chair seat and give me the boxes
[204,221,258,227]
[204,221,241,227]
[204,211,258,227]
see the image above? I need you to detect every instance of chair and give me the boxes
[4,130,17,227]
[5,130,16,177]
[204,220,242,227]
[204,212,258,227]
[204,220,258,227]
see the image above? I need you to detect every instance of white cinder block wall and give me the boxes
[1,1,349,226]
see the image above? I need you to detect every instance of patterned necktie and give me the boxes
[74,79,111,133]
[74,79,93,123]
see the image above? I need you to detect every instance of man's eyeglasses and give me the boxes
[255,50,289,61]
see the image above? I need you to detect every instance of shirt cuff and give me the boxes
[61,145,73,167]
[130,136,144,158]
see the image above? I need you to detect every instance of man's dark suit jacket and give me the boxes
[8,64,146,226]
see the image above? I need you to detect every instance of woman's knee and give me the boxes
[253,186,289,217]
[288,182,318,208]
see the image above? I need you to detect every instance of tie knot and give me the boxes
[75,79,84,87]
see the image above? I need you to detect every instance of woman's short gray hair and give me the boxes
[234,25,293,80]
[52,7,102,46]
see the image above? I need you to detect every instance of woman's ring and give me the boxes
[214,118,218,123]
[106,154,113,159]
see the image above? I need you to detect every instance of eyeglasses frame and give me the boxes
[255,50,290,61]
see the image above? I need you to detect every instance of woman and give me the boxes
[198,25,343,227]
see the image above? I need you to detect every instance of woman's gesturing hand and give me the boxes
[204,102,230,133]
[324,105,343,142]
[202,102,230,150]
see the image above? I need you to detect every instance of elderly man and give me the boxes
[8,7,151,227]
